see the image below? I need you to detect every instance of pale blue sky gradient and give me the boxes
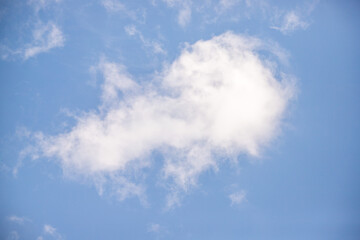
[1,0,359,239]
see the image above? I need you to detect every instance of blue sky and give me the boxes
[0,0,359,239]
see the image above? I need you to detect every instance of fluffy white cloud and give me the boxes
[23,22,65,59]
[31,32,295,207]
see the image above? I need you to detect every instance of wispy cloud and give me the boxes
[101,0,126,12]
[101,0,143,21]
[1,0,65,60]
[229,190,247,206]
[124,25,166,55]
[271,10,309,34]
[197,0,318,35]
[23,22,65,59]
[162,0,192,27]
[95,60,140,104]
[44,224,57,235]
[7,231,19,240]
[6,215,63,240]
[28,32,295,208]
[7,215,31,225]
[217,0,241,12]
[29,0,62,13]
[270,1,318,35]
[147,223,161,233]
[37,224,63,240]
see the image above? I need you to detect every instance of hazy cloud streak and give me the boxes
[23,22,65,59]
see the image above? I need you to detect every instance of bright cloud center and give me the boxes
[33,32,295,206]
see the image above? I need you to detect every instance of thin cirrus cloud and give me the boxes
[7,215,30,224]
[101,0,141,21]
[147,223,161,233]
[29,32,295,208]
[218,0,241,11]
[37,224,63,240]
[5,215,62,240]
[162,0,192,27]
[0,0,65,61]
[29,0,62,12]
[229,190,247,206]
[270,1,318,35]
[25,1,64,59]
[101,0,127,12]
[124,25,166,55]
[271,10,309,34]
[23,22,65,60]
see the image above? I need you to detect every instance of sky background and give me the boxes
[0,0,360,239]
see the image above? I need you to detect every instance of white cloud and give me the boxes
[148,223,161,233]
[101,0,126,12]
[124,25,166,55]
[270,1,318,35]
[38,224,63,240]
[124,24,137,36]
[218,0,241,11]
[95,59,140,104]
[7,215,30,224]
[29,32,295,207]
[203,0,317,35]
[229,190,246,206]
[23,22,65,59]
[2,24,64,60]
[44,224,56,235]
[101,0,140,20]
[6,215,63,240]
[177,4,191,27]
[162,0,192,27]
[29,0,62,12]
[271,10,309,34]
[1,0,65,61]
